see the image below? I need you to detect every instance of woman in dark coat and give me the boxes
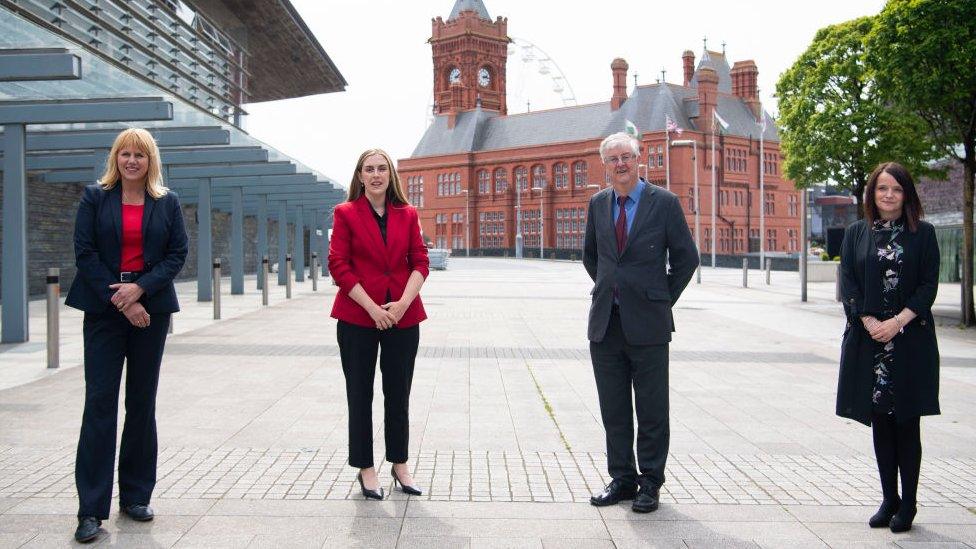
[837,161,940,534]
[65,128,188,543]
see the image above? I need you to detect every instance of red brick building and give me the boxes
[398,0,801,259]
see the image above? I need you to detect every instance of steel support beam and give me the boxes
[1,124,27,342]
[294,204,305,282]
[197,178,213,301]
[256,195,268,291]
[0,49,82,81]
[0,97,172,125]
[230,186,244,295]
[24,126,229,151]
[277,202,288,286]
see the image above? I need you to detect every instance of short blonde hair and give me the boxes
[346,148,409,206]
[98,128,168,199]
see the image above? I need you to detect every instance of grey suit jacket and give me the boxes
[583,181,699,345]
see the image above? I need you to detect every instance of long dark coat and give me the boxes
[836,219,941,426]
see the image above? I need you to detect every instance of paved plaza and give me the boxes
[0,258,974,547]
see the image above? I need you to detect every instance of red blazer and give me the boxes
[329,195,430,328]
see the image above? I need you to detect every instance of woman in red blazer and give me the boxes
[329,148,429,500]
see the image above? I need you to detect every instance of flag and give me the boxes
[624,119,639,137]
[665,115,682,135]
[713,111,730,131]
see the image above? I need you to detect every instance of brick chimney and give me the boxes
[611,58,628,111]
[682,50,695,86]
[696,66,718,132]
[730,60,761,121]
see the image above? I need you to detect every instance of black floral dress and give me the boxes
[871,218,904,415]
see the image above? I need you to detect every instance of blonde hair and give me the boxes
[98,128,168,199]
[346,148,409,205]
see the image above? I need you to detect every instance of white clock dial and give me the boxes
[449,67,461,84]
[478,67,491,87]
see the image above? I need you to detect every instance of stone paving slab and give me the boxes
[0,258,974,548]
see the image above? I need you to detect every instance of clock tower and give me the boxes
[431,0,509,115]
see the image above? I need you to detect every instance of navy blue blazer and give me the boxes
[65,183,188,314]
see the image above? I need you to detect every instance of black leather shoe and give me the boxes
[119,503,154,521]
[868,499,900,528]
[74,516,101,543]
[589,479,638,507]
[357,472,385,500]
[391,465,423,496]
[890,506,916,533]
[632,483,660,513]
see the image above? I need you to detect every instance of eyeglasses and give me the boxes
[605,153,635,165]
[362,165,389,174]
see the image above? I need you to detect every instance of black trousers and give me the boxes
[872,411,922,507]
[589,309,670,487]
[337,320,420,468]
[76,310,170,519]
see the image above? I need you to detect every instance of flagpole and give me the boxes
[711,112,717,269]
[665,126,671,190]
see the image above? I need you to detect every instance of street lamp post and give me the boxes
[531,187,545,259]
[461,189,470,257]
[671,139,701,283]
[581,184,601,256]
[515,182,524,259]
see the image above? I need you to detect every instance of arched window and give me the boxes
[494,168,508,193]
[573,161,587,187]
[531,164,546,189]
[514,166,528,192]
[477,169,490,194]
[553,163,568,189]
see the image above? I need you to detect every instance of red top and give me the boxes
[120,204,145,272]
[328,196,430,328]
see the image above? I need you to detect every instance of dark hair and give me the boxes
[863,162,923,232]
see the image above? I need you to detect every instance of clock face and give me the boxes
[449,67,461,84]
[478,67,491,87]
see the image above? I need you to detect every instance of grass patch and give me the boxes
[525,362,572,452]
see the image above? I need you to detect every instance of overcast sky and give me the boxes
[245,0,885,186]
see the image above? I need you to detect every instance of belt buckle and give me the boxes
[120,272,135,283]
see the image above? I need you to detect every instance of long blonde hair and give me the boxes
[346,148,409,205]
[98,128,168,199]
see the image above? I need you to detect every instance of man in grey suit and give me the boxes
[584,132,699,513]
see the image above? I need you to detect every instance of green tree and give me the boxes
[776,16,937,217]
[867,0,976,326]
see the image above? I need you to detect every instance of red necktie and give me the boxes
[615,195,628,254]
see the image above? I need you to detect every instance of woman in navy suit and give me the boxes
[329,148,429,500]
[65,128,188,543]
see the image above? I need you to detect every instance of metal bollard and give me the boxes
[213,258,221,320]
[311,252,318,291]
[835,263,843,302]
[262,256,269,306]
[696,264,701,284]
[285,254,293,299]
[46,268,59,369]
[742,258,749,288]
[168,316,174,334]
[765,258,772,285]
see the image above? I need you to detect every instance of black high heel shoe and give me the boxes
[357,472,384,500]
[869,499,899,528]
[890,506,916,533]
[391,465,423,496]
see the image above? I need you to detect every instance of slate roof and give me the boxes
[448,0,492,21]
[690,50,733,93]
[410,51,779,158]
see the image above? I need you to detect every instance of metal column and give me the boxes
[294,204,305,282]
[320,216,329,277]
[1,124,28,342]
[197,177,213,301]
[230,186,243,295]
[277,202,288,286]
[256,194,268,290]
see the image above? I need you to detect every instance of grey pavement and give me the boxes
[0,258,974,548]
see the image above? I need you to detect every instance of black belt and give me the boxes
[119,271,144,283]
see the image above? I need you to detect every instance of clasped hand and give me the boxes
[121,302,151,328]
[369,300,407,330]
[109,282,144,311]
[861,315,900,343]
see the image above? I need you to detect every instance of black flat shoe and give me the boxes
[631,483,660,513]
[74,516,101,543]
[589,479,638,507]
[357,472,385,500]
[869,499,900,528]
[391,465,423,496]
[119,503,154,521]
[890,506,916,533]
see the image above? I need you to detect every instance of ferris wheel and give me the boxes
[424,36,578,127]
[506,37,578,114]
